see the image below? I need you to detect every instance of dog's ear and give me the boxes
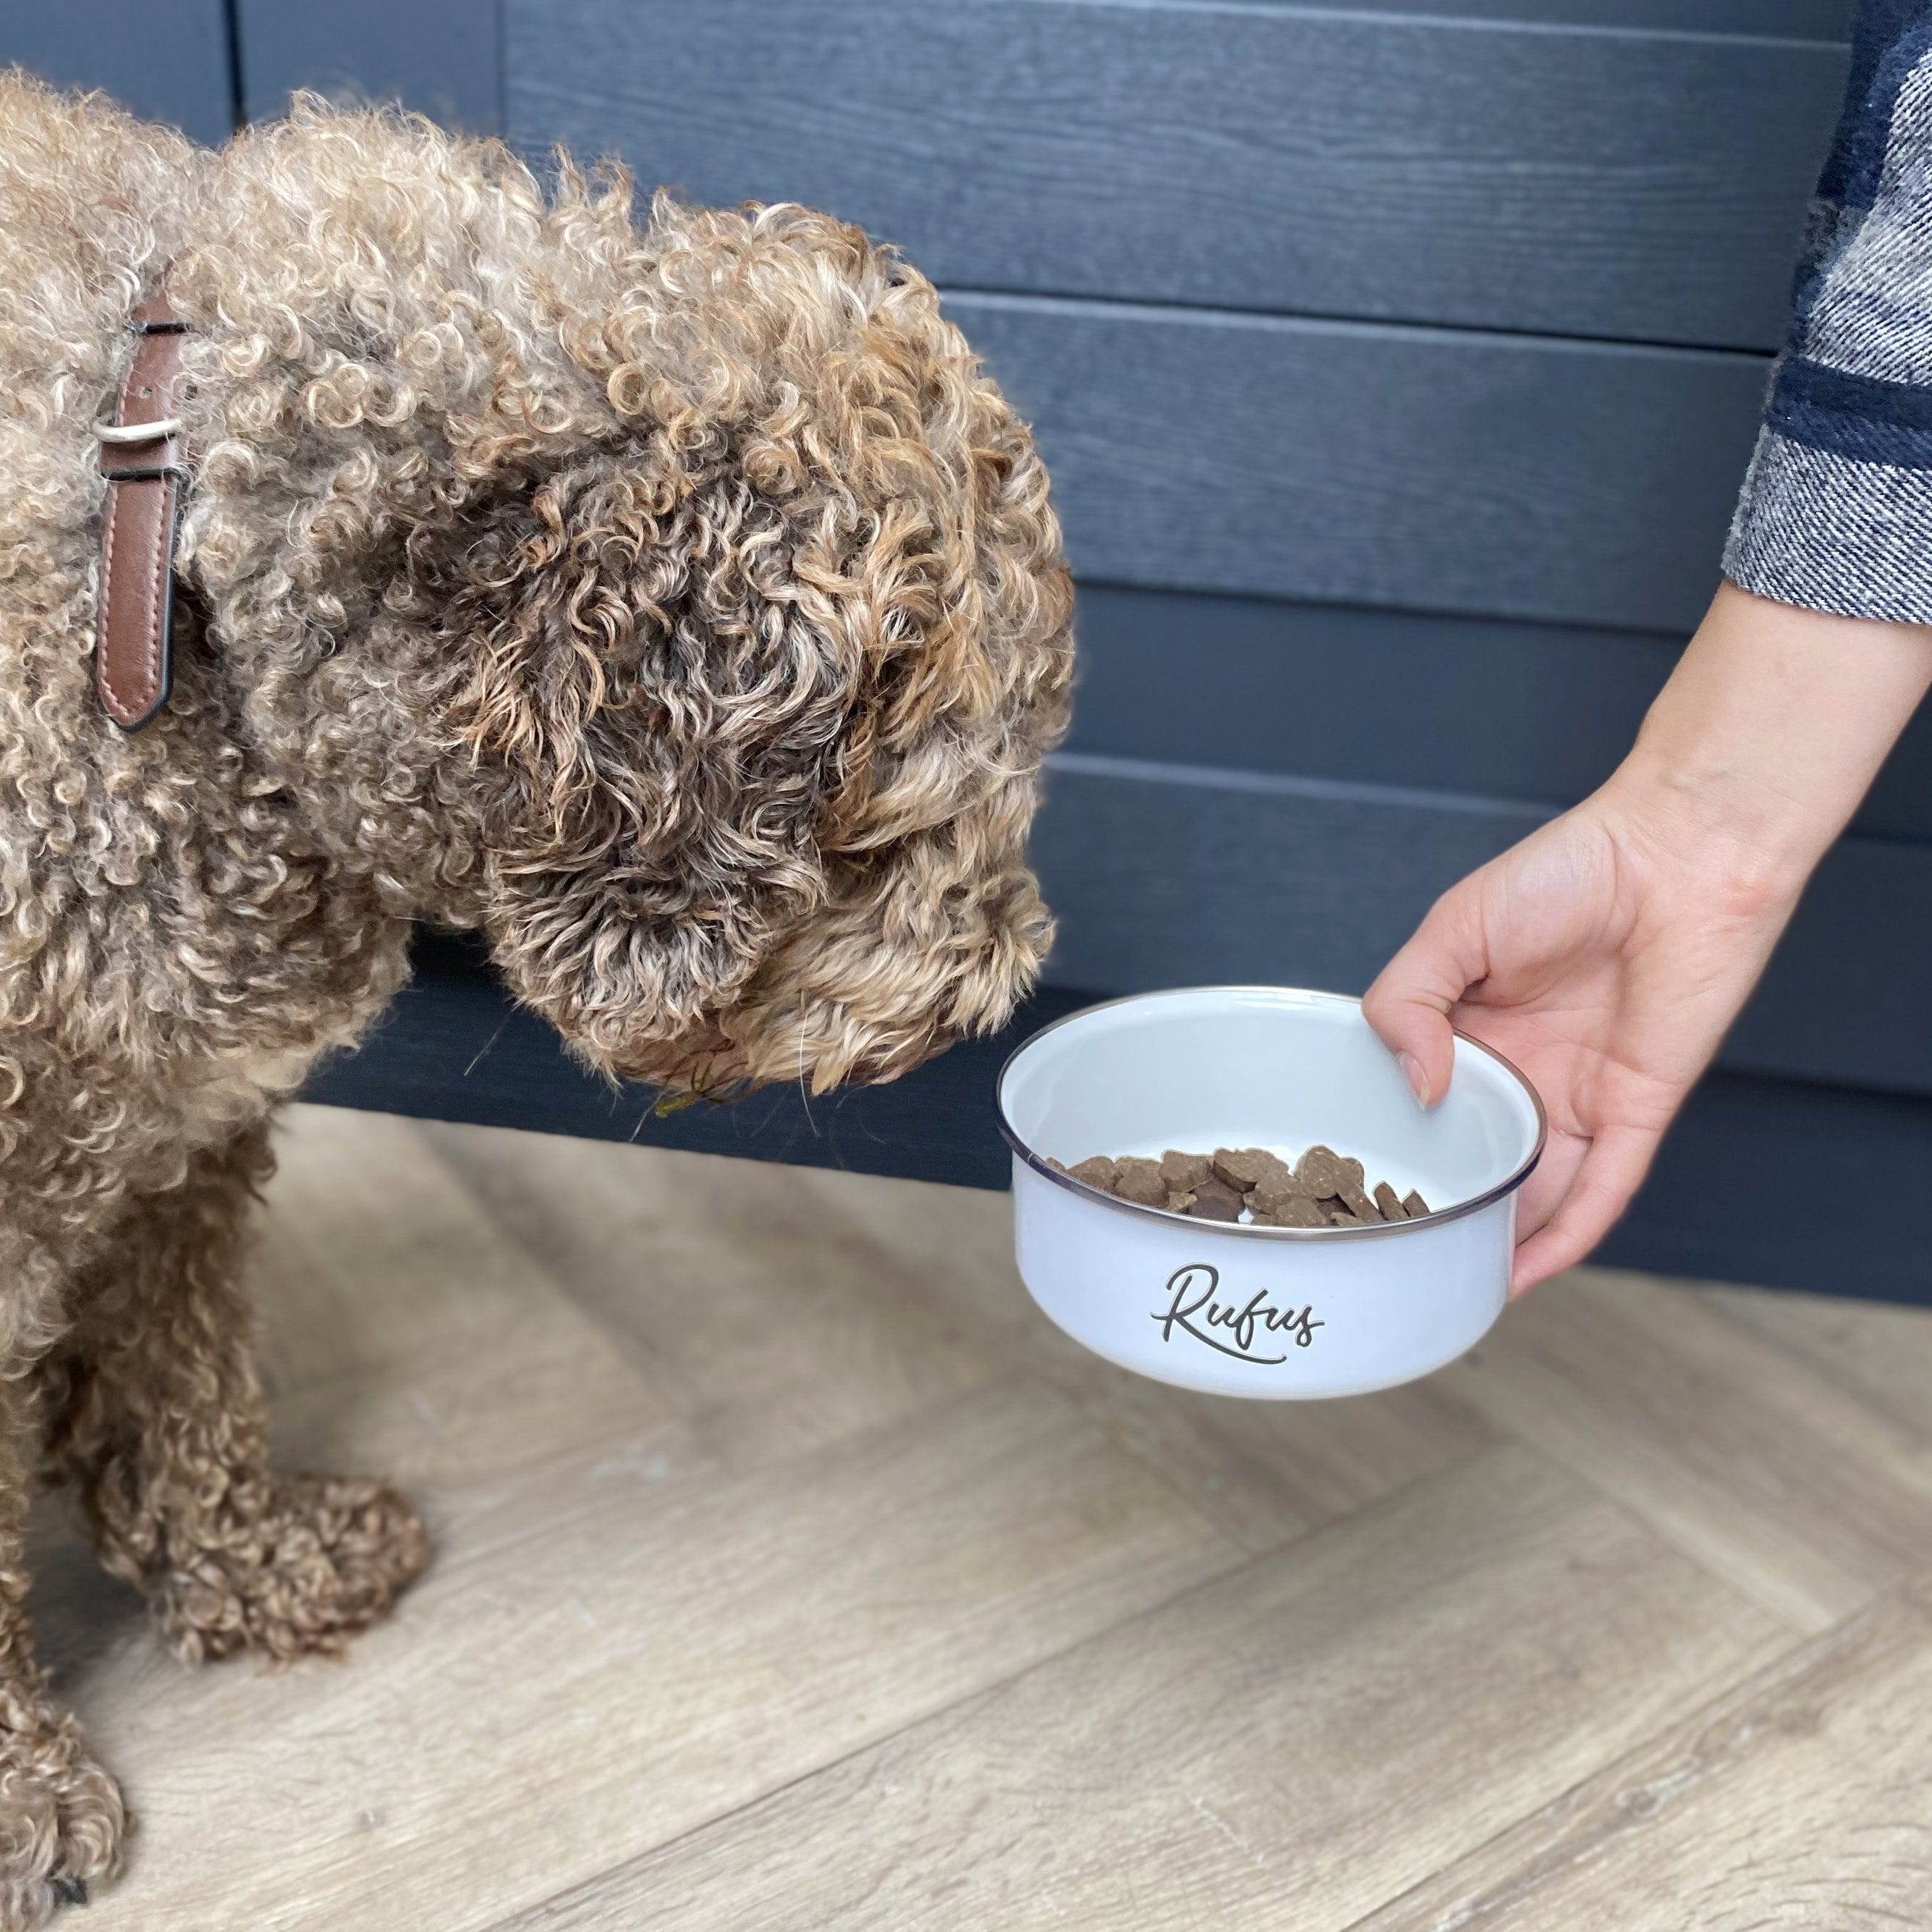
[443,454,839,1085]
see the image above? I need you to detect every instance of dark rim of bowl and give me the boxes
[993,986,1548,1241]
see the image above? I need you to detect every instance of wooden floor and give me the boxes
[47,1104,1932,1931]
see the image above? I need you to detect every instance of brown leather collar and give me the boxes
[95,288,190,731]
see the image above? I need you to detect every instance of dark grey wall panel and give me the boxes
[959,295,1766,632]
[507,0,1842,350]
[237,0,503,132]
[1070,585,1932,841]
[1,1,234,145]
[1719,836,1932,1090]
[1597,1070,1931,1305]
[1030,752,1932,1096]
[1035,750,1545,991]
[1072,588,1680,815]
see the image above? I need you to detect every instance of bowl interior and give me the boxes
[1000,988,1541,1214]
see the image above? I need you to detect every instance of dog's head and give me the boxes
[184,117,1070,1096]
[420,190,1072,1094]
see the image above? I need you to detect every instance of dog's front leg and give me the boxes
[0,1233,127,1928]
[43,1119,428,1665]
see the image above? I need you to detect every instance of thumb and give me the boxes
[1361,881,1490,1110]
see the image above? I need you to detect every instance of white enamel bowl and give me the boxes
[996,987,1545,1399]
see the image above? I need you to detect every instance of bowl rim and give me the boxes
[994,985,1547,1242]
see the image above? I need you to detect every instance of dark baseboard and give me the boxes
[300,931,1089,1194]
[304,933,1928,1306]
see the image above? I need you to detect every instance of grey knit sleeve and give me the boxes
[1724,24,1932,624]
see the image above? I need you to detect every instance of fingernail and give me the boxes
[1398,1051,1431,1108]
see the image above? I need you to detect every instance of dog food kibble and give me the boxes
[1211,1145,1287,1194]
[1111,1156,1169,1208]
[1334,1180,1378,1224]
[1160,1148,1215,1193]
[1058,1143,1432,1226]
[1294,1143,1364,1197]
[1187,1176,1247,1221]
[1247,1179,1300,1219]
[1257,1193,1328,1229]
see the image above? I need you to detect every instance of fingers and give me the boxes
[1508,1124,1660,1296]
[1510,1128,1585,1242]
[1362,878,1491,1110]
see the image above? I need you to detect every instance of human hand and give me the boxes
[1363,782,1802,1292]
[1364,583,1932,1294]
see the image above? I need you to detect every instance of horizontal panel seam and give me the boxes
[944,287,1776,366]
[1001,0,1845,53]
[1045,750,1932,858]
[1072,581,1692,643]
[505,0,1850,56]
[1048,747,1556,819]
[933,282,1787,358]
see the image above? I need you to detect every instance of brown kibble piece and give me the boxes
[1160,1149,1213,1192]
[1247,1182,1280,1212]
[1210,1147,1256,1191]
[1258,1193,1327,1229]
[1046,1156,1069,1174]
[1068,1156,1120,1193]
[1326,1202,1365,1226]
[1402,1188,1430,1218]
[1247,1177,1301,1217]
[1250,1148,1298,1192]
[1112,1156,1168,1207]
[1166,1189,1197,1213]
[1187,1190,1243,1224]
[1335,1181,1377,1223]
[1185,1177,1245,1221]
[1294,1144,1364,1198]
[1210,1146,1284,1193]
[1373,1181,1405,1221]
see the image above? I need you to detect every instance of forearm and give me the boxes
[1602,580,1932,902]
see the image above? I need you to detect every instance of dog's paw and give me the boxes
[0,1706,126,1929]
[158,1473,428,1664]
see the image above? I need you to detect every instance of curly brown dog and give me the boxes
[0,70,1070,1923]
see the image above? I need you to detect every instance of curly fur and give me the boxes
[0,68,1071,1923]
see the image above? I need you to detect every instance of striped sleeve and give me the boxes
[1724,17,1932,624]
